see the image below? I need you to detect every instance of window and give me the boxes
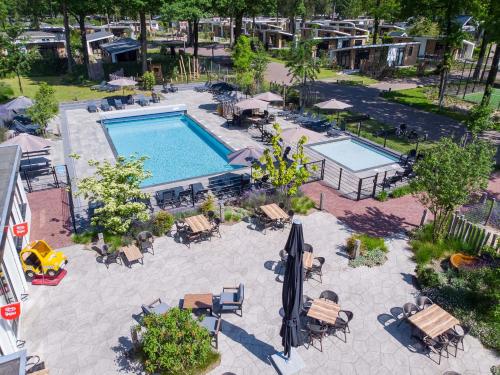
[408,46,413,56]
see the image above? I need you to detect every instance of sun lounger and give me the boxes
[87,102,98,112]
[106,85,120,92]
[168,84,178,93]
[101,100,111,111]
[136,94,150,107]
[20,157,51,171]
[91,81,107,91]
[113,99,125,110]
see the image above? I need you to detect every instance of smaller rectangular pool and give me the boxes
[310,138,400,172]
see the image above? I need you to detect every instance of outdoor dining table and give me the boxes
[307,298,341,325]
[408,304,460,339]
[184,214,212,233]
[121,244,144,267]
[183,293,214,315]
[260,203,289,221]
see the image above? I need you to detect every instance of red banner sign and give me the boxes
[12,222,28,237]
[1,302,21,320]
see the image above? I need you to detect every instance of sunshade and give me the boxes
[254,92,283,102]
[107,78,137,87]
[281,127,325,145]
[1,133,52,153]
[314,98,353,111]
[280,219,305,358]
[234,98,268,112]
[227,147,263,166]
[1,96,33,112]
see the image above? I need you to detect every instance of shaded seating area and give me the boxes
[174,211,222,247]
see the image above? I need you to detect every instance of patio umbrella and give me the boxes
[1,96,33,113]
[1,133,52,153]
[314,98,353,121]
[254,92,283,102]
[280,218,305,358]
[227,146,263,166]
[234,98,269,113]
[107,77,137,95]
[281,126,325,145]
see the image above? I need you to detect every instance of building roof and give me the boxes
[0,145,21,260]
[332,41,420,52]
[101,38,140,55]
[86,31,114,42]
[20,31,58,39]
[388,31,408,37]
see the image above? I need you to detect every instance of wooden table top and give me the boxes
[260,203,289,221]
[408,304,460,339]
[303,252,313,270]
[183,293,214,310]
[307,299,341,325]
[121,244,143,262]
[184,215,212,233]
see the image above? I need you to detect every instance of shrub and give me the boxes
[139,308,218,375]
[71,231,95,244]
[349,249,387,267]
[346,233,388,255]
[376,191,388,201]
[142,71,156,90]
[152,211,174,236]
[415,265,442,288]
[0,82,14,103]
[390,184,414,198]
[223,207,249,223]
[200,193,216,214]
[291,195,315,214]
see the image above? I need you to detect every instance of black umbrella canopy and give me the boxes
[279,219,305,358]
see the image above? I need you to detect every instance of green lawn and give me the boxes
[382,87,468,122]
[0,76,149,103]
[463,88,500,110]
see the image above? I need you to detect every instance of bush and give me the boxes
[139,308,219,375]
[291,195,315,214]
[223,207,250,223]
[200,193,216,214]
[376,191,388,201]
[142,71,156,90]
[71,230,123,251]
[346,233,388,255]
[71,231,95,244]
[0,82,14,103]
[390,184,414,198]
[415,265,442,288]
[349,249,387,267]
[152,211,174,236]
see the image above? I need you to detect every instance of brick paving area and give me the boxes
[302,182,430,237]
[27,188,73,248]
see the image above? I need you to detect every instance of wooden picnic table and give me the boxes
[307,299,341,325]
[303,251,313,270]
[184,214,212,233]
[408,304,460,339]
[121,244,144,267]
[183,293,214,315]
[260,203,289,221]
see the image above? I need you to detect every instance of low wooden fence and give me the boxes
[447,213,499,252]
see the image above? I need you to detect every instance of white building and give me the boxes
[0,145,31,355]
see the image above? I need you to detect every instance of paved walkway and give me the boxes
[21,211,497,375]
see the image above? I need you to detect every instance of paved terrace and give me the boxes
[21,211,497,375]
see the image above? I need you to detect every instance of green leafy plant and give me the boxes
[152,211,174,236]
[75,155,152,234]
[291,196,315,214]
[26,83,58,134]
[200,193,216,214]
[0,82,13,103]
[71,231,95,244]
[465,104,494,138]
[390,184,414,198]
[346,233,388,254]
[142,71,156,91]
[349,249,387,268]
[139,307,219,375]
[223,207,249,223]
[415,265,443,288]
[376,191,389,201]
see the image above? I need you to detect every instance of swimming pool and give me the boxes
[310,138,400,172]
[103,112,239,186]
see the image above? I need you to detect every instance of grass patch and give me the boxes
[392,67,437,79]
[71,230,126,251]
[390,184,414,198]
[346,233,388,267]
[463,88,500,110]
[382,87,468,122]
[291,195,316,214]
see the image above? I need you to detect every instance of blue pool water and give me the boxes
[104,112,238,186]
[310,138,399,172]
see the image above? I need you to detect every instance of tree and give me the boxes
[407,16,440,37]
[232,35,254,92]
[410,138,494,241]
[142,71,155,90]
[61,0,74,74]
[0,25,39,94]
[253,123,314,196]
[250,43,269,93]
[76,155,152,234]
[367,0,401,44]
[285,41,320,110]
[464,104,493,138]
[336,0,364,19]
[26,83,58,134]
[481,45,500,107]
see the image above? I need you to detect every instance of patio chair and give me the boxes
[331,310,354,342]
[301,295,313,315]
[219,283,244,316]
[106,85,120,92]
[446,324,470,357]
[113,98,125,110]
[87,101,98,113]
[126,95,135,105]
[423,335,450,365]
[101,99,111,111]
[137,231,154,255]
[207,210,215,222]
[103,246,122,269]
[306,257,325,283]
[199,316,222,349]
[416,296,433,311]
[169,84,178,93]
[11,120,40,135]
[397,302,419,327]
[277,249,288,274]
[306,319,328,352]
[137,94,150,106]
[91,81,107,90]
[319,290,338,304]
[151,92,161,103]
[141,298,171,316]
[210,218,221,238]
[282,209,294,227]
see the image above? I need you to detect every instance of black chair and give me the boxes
[446,324,469,357]
[307,257,325,283]
[210,218,221,238]
[207,210,215,222]
[282,209,294,227]
[219,283,244,316]
[278,202,285,210]
[319,290,338,304]
[103,246,122,269]
[136,231,154,255]
[301,295,313,315]
[397,302,419,327]
[306,320,328,352]
[332,310,353,342]
[416,295,433,311]
[423,335,450,365]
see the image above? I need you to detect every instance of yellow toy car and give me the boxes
[20,240,68,279]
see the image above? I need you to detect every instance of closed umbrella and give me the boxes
[107,77,137,95]
[254,92,283,102]
[280,218,305,358]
